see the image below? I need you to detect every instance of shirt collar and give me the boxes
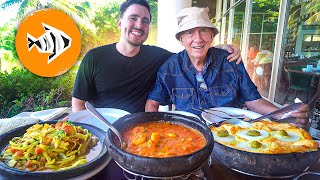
[181,49,215,75]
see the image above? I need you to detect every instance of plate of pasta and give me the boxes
[0,119,109,179]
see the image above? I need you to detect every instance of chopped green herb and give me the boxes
[55,130,66,140]
[65,121,73,125]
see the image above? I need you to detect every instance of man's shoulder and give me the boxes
[158,51,182,71]
[89,43,116,55]
[81,44,116,65]
[209,47,230,56]
[141,44,173,55]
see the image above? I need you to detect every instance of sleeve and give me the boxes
[72,50,96,101]
[237,62,262,102]
[147,67,172,106]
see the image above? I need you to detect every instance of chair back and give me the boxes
[286,66,313,89]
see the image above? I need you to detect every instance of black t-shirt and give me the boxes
[72,43,173,113]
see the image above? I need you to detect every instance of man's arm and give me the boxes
[72,97,86,112]
[145,99,161,112]
[245,98,279,115]
[215,44,242,64]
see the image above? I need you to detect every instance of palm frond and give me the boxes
[305,12,320,25]
[16,0,37,17]
[1,0,23,9]
[74,5,90,19]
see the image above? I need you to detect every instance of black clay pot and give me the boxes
[107,112,214,177]
[212,141,320,177]
[0,121,109,180]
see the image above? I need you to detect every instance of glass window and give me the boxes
[301,34,320,52]
[250,14,263,33]
[263,14,278,32]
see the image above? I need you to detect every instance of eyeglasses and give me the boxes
[196,72,208,92]
[184,28,212,39]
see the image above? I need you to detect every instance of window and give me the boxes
[301,34,320,52]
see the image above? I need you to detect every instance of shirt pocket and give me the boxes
[209,84,235,106]
[172,88,195,110]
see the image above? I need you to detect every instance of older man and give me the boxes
[72,0,242,114]
[145,7,309,127]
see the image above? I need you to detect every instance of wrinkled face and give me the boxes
[179,27,214,61]
[118,4,150,46]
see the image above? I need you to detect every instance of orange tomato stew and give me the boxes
[122,121,206,158]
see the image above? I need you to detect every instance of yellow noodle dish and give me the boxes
[0,119,98,171]
[210,121,318,154]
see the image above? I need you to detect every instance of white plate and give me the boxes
[168,110,200,120]
[201,107,261,124]
[30,107,69,121]
[67,108,130,132]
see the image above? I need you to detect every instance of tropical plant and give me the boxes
[286,0,320,53]
[304,0,320,25]
[0,68,76,118]
[0,22,19,71]
[0,0,97,67]
[0,0,160,117]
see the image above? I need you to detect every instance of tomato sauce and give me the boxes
[122,121,206,158]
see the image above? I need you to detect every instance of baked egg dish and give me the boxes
[210,121,318,154]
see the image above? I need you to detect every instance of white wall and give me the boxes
[157,0,192,53]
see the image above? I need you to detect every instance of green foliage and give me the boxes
[253,0,280,13]
[0,23,18,62]
[304,0,320,25]
[0,0,160,117]
[91,2,120,45]
[1,0,24,9]
[0,68,76,118]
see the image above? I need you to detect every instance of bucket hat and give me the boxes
[175,7,218,39]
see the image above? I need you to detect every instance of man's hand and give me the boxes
[290,104,310,128]
[246,99,310,129]
[215,44,242,64]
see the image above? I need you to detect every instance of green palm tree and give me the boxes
[305,0,320,25]
[1,0,91,20]
[1,0,24,9]
[1,0,42,17]
[0,0,96,68]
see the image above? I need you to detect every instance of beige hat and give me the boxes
[175,7,219,39]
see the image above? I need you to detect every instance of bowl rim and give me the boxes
[0,120,109,178]
[108,112,214,159]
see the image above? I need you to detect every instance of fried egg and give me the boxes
[236,142,268,152]
[211,122,319,153]
[273,131,301,142]
[212,132,236,143]
[236,130,269,141]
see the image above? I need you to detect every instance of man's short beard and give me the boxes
[128,40,142,46]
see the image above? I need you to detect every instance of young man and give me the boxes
[145,7,309,127]
[72,0,241,114]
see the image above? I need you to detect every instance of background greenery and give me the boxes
[0,0,157,118]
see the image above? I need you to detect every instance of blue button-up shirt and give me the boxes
[148,47,261,115]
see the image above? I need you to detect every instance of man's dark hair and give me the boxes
[120,0,152,21]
